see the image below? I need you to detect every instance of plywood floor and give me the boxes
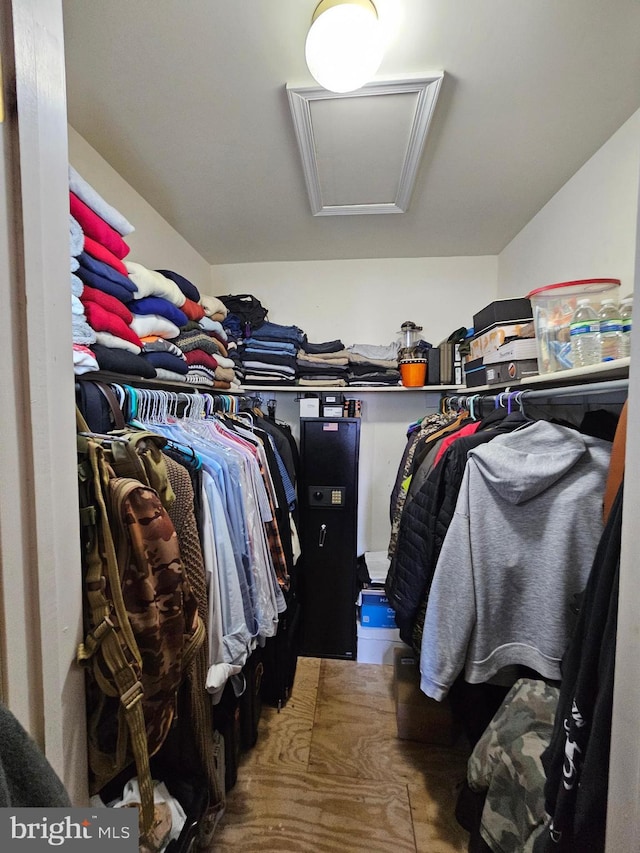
[212,657,471,852]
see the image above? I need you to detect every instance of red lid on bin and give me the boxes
[526,278,620,299]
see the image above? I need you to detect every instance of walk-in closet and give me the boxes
[1,1,640,851]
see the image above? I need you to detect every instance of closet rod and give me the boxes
[518,377,628,405]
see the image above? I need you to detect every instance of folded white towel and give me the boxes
[69,165,135,236]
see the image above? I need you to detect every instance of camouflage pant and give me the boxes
[467,678,559,852]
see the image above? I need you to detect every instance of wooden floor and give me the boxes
[212,657,471,852]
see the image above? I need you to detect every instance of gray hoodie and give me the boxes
[420,420,612,701]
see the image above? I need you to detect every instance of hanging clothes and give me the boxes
[534,484,623,853]
[419,420,612,701]
[387,407,525,648]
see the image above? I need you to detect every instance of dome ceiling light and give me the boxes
[304,0,385,94]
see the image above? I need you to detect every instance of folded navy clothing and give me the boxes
[243,346,297,360]
[144,351,189,375]
[156,269,201,303]
[250,321,306,345]
[78,252,137,292]
[223,314,244,341]
[244,337,298,353]
[91,344,157,378]
[76,264,135,303]
[302,339,345,354]
[130,296,188,328]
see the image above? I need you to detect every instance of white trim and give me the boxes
[287,75,444,215]
[9,0,88,804]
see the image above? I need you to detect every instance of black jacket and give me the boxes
[387,411,525,647]
[534,484,623,853]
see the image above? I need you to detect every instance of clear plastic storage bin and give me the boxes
[526,278,621,373]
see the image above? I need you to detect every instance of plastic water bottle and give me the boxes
[570,298,600,368]
[620,296,633,358]
[597,298,622,362]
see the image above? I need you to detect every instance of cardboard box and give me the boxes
[358,589,397,628]
[470,323,533,360]
[393,648,456,745]
[485,358,539,385]
[357,623,408,665]
[299,397,320,417]
[473,298,532,335]
[322,405,343,417]
[483,337,538,364]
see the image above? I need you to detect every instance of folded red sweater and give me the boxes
[83,301,142,348]
[80,285,133,325]
[70,192,130,260]
[83,235,129,276]
[182,297,206,321]
[184,348,218,371]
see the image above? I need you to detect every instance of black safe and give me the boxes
[298,417,360,660]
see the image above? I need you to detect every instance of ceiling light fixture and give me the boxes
[305,0,385,94]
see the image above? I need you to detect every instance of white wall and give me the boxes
[68,126,211,288]
[212,257,498,553]
[210,256,498,347]
[498,108,640,299]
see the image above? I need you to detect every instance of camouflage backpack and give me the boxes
[76,422,204,839]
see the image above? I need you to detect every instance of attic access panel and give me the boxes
[287,75,443,216]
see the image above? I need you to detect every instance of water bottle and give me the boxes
[570,298,600,368]
[620,296,633,358]
[597,298,622,362]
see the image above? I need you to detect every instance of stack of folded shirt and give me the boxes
[140,338,189,383]
[172,329,237,390]
[68,167,158,378]
[69,214,99,375]
[297,339,349,386]
[346,342,401,386]
[240,322,306,385]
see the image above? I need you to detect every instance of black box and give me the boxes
[426,348,440,384]
[485,358,539,385]
[473,298,532,335]
[464,357,487,388]
[321,391,344,405]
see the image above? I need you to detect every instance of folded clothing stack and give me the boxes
[172,329,236,389]
[68,167,154,377]
[297,339,349,386]
[346,342,401,386]
[240,321,306,385]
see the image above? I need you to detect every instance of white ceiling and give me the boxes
[62,0,640,266]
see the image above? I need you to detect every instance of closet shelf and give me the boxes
[241,384,460,393]
[77,372,461,394]
[459,357,630,394]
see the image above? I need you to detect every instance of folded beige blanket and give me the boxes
[125,262,186,307]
